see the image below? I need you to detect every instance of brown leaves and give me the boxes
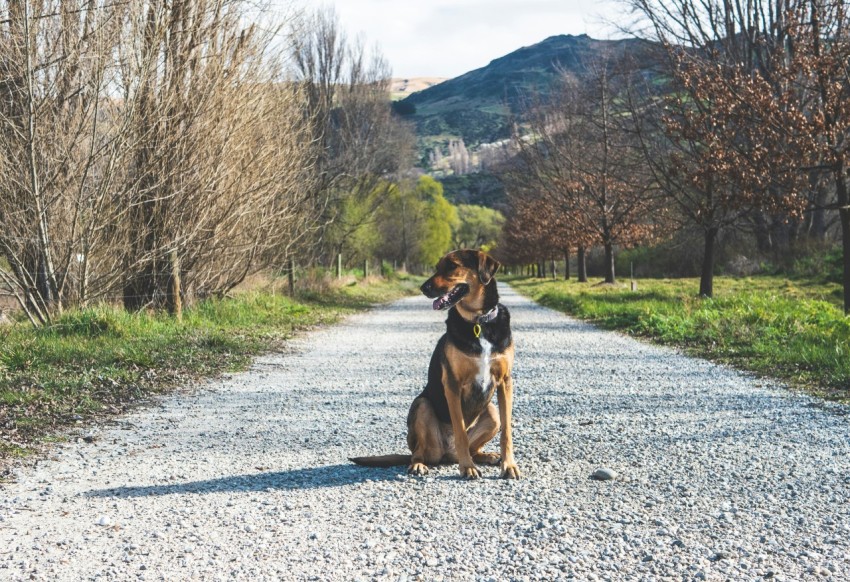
[502,60,663,263]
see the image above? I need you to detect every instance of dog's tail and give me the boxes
[349,454,411,468]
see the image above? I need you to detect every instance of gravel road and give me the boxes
[1,284,849,581]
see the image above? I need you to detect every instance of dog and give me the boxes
[350,249,520,479]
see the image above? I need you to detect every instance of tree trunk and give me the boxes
[550,259,556,279]
[23,2,60,318]
[577,246,588,283]
[603,243,615,284]
[539,260,546,278]
[752,211,772,254]
[563,248,570,280]
[124,2,159,312]
[699,227,719,298]
[840,208,850,315]
[838,174,850,315]
[808,176,827,241]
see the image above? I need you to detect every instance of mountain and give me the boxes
[397,34,659,153]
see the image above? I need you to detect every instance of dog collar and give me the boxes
[477,306,499,324]
[472,306,498,338]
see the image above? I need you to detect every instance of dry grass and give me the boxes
[390,77,449,100]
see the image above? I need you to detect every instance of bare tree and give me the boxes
[0,0,316,324]
[118,0,312,313]
[0,0,130,324]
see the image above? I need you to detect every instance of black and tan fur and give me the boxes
[350,249,520,480]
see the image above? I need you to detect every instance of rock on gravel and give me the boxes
[1,284,849,581]
[590,468,618,481]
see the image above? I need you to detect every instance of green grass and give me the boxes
[508,276,850,401]
[0,274,419,461]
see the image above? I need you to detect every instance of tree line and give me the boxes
[497,0,850,314]
[0,2,480,326]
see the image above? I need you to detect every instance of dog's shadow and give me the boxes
[85,464,403,498]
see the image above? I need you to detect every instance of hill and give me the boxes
[397,34,659,152]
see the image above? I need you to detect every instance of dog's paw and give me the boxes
[407,463,429,476]
[472,452,501,466]
[459,464,482,480]
[500,462,521,480]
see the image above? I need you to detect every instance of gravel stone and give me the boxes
[590,468,618,481]
[0,284,849,580]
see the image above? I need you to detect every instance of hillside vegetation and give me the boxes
[399,35,658,150]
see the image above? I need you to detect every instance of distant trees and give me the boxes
[499,186,583,279]
[428,139,473,175]
[447,140,472,175]
[504,62,661,283]
[453,205,505,251]
[374,176,459,269]
[289,6,414,266]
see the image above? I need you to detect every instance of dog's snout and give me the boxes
[420,279,434,297]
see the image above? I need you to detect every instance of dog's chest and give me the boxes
[475,337,493,392]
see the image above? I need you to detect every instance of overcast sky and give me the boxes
[291,0,626,78]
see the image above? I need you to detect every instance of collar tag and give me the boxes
[473,324,481,338]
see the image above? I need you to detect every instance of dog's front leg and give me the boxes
[443,383,481,479]
[497,375,520,479]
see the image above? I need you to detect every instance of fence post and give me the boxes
[288,259,295,295]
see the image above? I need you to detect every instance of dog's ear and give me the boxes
[477,252,500,285]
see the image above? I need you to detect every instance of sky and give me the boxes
[290,0,626,79]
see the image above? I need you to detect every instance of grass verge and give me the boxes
[508,276,850,402]
[0,274,419,466]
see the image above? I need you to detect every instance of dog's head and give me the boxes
[420,249,500,311]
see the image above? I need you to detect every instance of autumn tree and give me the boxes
[511,63,659,284]
[628,67,804,297]
[628,0,850,311]
[499,185,584,279]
